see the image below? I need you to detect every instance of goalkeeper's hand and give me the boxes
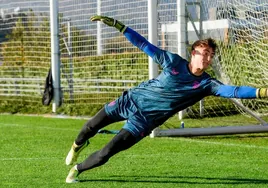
[90,15,127,33]
[257,88,268,98]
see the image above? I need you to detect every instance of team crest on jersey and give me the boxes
[171,68,179,75]
[108,100,116,106]
[193,81,200,89]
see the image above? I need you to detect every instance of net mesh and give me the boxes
[0,0,267,127]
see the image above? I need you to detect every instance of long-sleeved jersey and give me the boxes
[105,27,257,136]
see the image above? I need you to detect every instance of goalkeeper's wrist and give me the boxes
[256,88,268,98]
[114,20,127,33]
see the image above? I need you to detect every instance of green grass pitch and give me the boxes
[1,114,268,188]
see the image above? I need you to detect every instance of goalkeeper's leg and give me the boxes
[65,107,118,166]
[79,129,139,171]
[66,129,141,183]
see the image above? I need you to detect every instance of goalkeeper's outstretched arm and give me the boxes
[90,15,159,58]
[212,80,268,99]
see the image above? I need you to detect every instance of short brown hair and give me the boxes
[191,38,217,54]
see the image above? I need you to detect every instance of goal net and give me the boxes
[0,0,267,134]
[156,0,268,136]
[0,0,51,113]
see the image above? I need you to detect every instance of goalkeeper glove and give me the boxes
[90,15,127,33]
[257,88,268,98]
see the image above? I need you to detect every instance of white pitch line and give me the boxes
[0,157,63,161]
[0,122,78,132]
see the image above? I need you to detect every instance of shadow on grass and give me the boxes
[80,175,268,185]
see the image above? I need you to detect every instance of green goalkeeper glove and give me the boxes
[257,88,268,98]
[90,15,127,33]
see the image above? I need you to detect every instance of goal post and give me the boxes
[50,0,61,112]
[148,0,159,138]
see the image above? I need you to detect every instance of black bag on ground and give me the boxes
[42,68,53,105]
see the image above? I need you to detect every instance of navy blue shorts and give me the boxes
[104,91,152,138]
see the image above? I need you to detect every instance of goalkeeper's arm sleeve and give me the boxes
[215,85,268,99]
[123,27,159,58]
[90,16,159,58]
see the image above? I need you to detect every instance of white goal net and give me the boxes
[0,0,267,131]
[157,0,268,131]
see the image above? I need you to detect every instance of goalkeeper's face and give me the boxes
[190,46,214,73]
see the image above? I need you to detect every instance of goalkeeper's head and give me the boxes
[191,38,217,54]
[189,38,217,76]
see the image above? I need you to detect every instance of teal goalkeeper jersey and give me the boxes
[105,27,257,135]
[123,27,257,124]
[128,50,217,123]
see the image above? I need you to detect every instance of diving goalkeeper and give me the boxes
[65,15,268,183]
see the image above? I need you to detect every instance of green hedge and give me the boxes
[1,40,267,117]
